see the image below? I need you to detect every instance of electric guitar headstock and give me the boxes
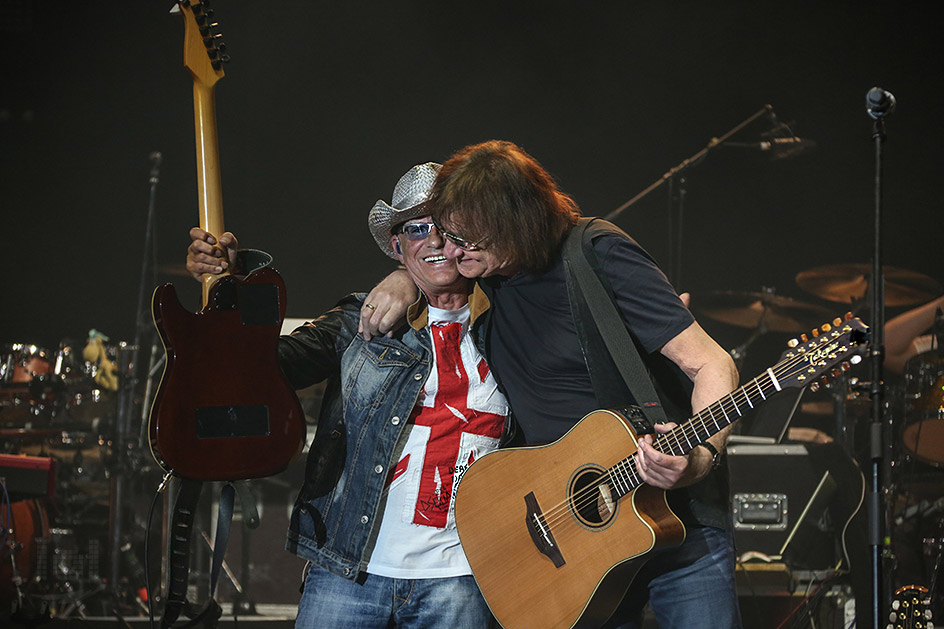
[772,314,869,391]
[175,0,229,88]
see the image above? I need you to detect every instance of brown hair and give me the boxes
[429,140,581,274]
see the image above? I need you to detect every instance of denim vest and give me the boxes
[282,286,507,580]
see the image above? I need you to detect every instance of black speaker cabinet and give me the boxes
[727,443,838,569]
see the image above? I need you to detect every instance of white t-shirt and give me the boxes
[366,304,509,578]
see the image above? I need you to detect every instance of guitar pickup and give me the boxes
[524,491,565,568]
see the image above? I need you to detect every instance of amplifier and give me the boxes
[727,443,836,569]
[0,453,56,498]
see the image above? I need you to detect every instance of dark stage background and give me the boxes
[1,1,941,379]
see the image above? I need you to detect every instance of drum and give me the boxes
[0,498,50,605]
[0,343,53,383]
[1,344,61,426]
[902,351,944,466]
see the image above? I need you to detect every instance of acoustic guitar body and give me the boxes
[454,409,686,629]
[149,267,305,481]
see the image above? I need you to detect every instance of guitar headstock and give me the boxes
[775,313,869,391]
[889,584,932,629]
[176,0,229,88]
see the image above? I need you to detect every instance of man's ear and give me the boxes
[391,235,402,258]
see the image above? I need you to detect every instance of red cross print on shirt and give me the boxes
[409,321,504,529]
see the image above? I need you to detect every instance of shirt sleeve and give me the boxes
[592,233,694,354]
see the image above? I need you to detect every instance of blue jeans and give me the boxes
[603,525,742,629]
[294,564,491,629]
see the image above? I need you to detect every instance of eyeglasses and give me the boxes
[433,221,488,251]
[395,222,438,240]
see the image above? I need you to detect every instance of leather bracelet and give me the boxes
[694,441,722,470]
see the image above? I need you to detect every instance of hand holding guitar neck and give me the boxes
[186,227,238,280]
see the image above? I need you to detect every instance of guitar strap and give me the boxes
[161,479,260,629]
[562,217,668,425]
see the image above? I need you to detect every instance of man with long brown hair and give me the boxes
[364,140,741,628]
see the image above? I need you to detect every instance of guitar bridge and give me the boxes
[524,491,565,568]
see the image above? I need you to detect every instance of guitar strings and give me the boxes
[536,342,852,534]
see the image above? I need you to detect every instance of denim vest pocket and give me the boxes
[341,339,422,409]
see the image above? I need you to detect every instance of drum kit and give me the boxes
[698,262,944,613]
[0,335,139,618]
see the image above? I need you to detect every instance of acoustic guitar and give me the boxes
[454,316,869,628]
[148,0,305,481]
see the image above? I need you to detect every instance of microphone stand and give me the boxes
[606,104,773,286]
[866,93,891,629]
[108,152,163,607]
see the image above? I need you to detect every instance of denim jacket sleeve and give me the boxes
[276,293,365,389]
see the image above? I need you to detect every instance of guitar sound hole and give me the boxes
[570,467,616,528]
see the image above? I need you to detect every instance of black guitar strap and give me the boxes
[562,217,668,425]
[161,479,259,629]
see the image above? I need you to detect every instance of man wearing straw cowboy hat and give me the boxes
[187,163,511,628]
[363,141,742,628]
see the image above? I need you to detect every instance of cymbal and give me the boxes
[796,264,942,307]
[697,290,835,332]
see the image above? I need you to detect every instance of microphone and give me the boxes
[759,137,816,159]
[722,137,817,159]
[149,150,162,184]
[866,87,896,120]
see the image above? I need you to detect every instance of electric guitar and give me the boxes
[148,0,305,481]
[454,316,869,628]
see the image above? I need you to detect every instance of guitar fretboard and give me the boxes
[601,319,865,501]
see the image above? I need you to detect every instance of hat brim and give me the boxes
[368,199,431,260]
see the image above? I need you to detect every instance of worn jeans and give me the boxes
[294,564,491,629]
[603,525,742,629]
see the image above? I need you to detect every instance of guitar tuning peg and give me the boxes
[811,328,820,338]
[787,338,799,348]
[831,368,842,378]
[800,334,808,343]
[810,381,821,393]
[850,355,863,365]
[192,2,204,15]
[821,323,832,333]
[841,361,851,371]
[844,312,853,321]
[819,375,830,387]
[833,317,842,327]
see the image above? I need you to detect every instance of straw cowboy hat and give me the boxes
[368,162,441,259]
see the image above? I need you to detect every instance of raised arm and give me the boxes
[885,295,944,373]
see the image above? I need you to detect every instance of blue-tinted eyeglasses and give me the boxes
[395,222,437,240]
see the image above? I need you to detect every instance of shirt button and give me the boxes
[391,416,400,425]
[374,465,383,474]
[360,515,369,524]
[343,567,351,576]
[413,372,423,381]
